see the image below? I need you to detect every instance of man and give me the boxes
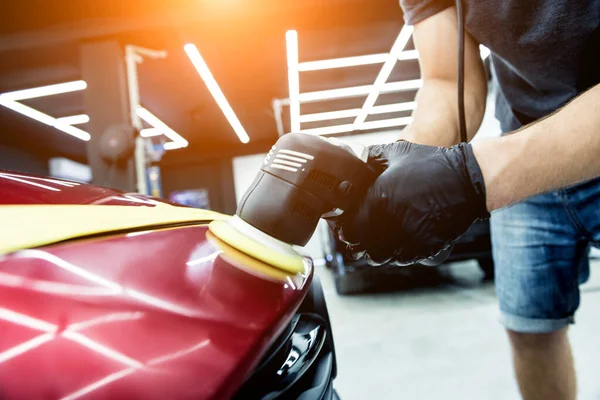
[338,1,600,399]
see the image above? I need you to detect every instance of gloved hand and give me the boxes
[335,140,489,266]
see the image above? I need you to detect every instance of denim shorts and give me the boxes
[491,177,600,333]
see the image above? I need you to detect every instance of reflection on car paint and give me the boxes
[0,224,311,399]
[0,305,212,400]
[0,307,147,369]
[0,172,81,192]
[5,249,206,317]
[62,339,211,400]
[91,194,161,206]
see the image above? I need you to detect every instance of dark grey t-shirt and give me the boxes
[400,0,600,132]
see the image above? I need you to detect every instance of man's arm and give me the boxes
[473,83,600,211]
[338,82,600,265]
[401,6,488,147]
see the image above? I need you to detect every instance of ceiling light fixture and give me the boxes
[300,115,413,136]
[0,99,54,126]
[299,85,373,102]
[139,128,162,138]
[0,80,87,101]
[299,109,360,123]
[0,99,91,141]
[379,79,423,93]
[298,53,389,71]
[163,141,186,150]
[136,107,188,150]
[184,43,250,143]
[283,28,418,138]
[397,50,419,61]
[53,123,92,142]
[297,79,421,103]
[55,114,90,126]
[298,101,416,123]
[354,26,414,127]
[296,52,417,72]
[285,30,301,132]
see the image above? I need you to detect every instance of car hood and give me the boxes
[0,170,312,399]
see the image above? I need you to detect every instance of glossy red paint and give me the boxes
[0,170,314,399]
[0,225,312,399]
[0,169,169,206]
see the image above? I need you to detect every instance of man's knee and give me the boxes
[506,326,569,351]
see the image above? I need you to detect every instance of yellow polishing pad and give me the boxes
[206,231,293,283]
[208,219,305,274]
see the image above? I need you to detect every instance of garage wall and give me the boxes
[232,153,267,205]
[161,159,237,215]
[0,145,49,175]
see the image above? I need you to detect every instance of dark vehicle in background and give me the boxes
[326,220,494,295]
[0,170,338,399]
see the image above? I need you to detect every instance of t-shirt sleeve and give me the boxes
[400,0,454,25]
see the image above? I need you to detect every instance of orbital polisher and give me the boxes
[208,133,377,273]
[211,0,468,272]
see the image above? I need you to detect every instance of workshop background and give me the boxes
[1,1,599,399]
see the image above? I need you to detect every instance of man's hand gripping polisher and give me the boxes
[208,133,377,273]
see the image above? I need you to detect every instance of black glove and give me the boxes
[336,140,489,266]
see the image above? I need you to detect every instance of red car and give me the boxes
[0,169,338,399]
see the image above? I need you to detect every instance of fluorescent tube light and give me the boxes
[0,99,90,141]
[55,114,90,125]
[0,98,55,125]
[299,117,413,136]
[298,80,420,103]
[184,43,250,143]
[298,53,389,71]
[139,128,162,138]
[397,50,419,60]
[296,51,416,72]
[285,30,301,132]
[54,123,92,142]
[297,101,416,123]
[299,85,373,102]
[0,80,87,101]
[380,79,423,93]
[354,26,414,126]
[299,109,360,123]
[163,142,186,150]
[136,107,188,148]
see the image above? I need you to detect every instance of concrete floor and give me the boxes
[317,260,600,400]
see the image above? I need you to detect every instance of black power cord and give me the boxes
[456,0,467,143]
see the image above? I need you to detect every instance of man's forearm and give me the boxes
[472,84,600,211]
[400,79,486,147]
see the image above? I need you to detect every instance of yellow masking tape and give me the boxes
[0,204,228,255]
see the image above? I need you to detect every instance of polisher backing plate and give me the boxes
[208,217,305,274]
